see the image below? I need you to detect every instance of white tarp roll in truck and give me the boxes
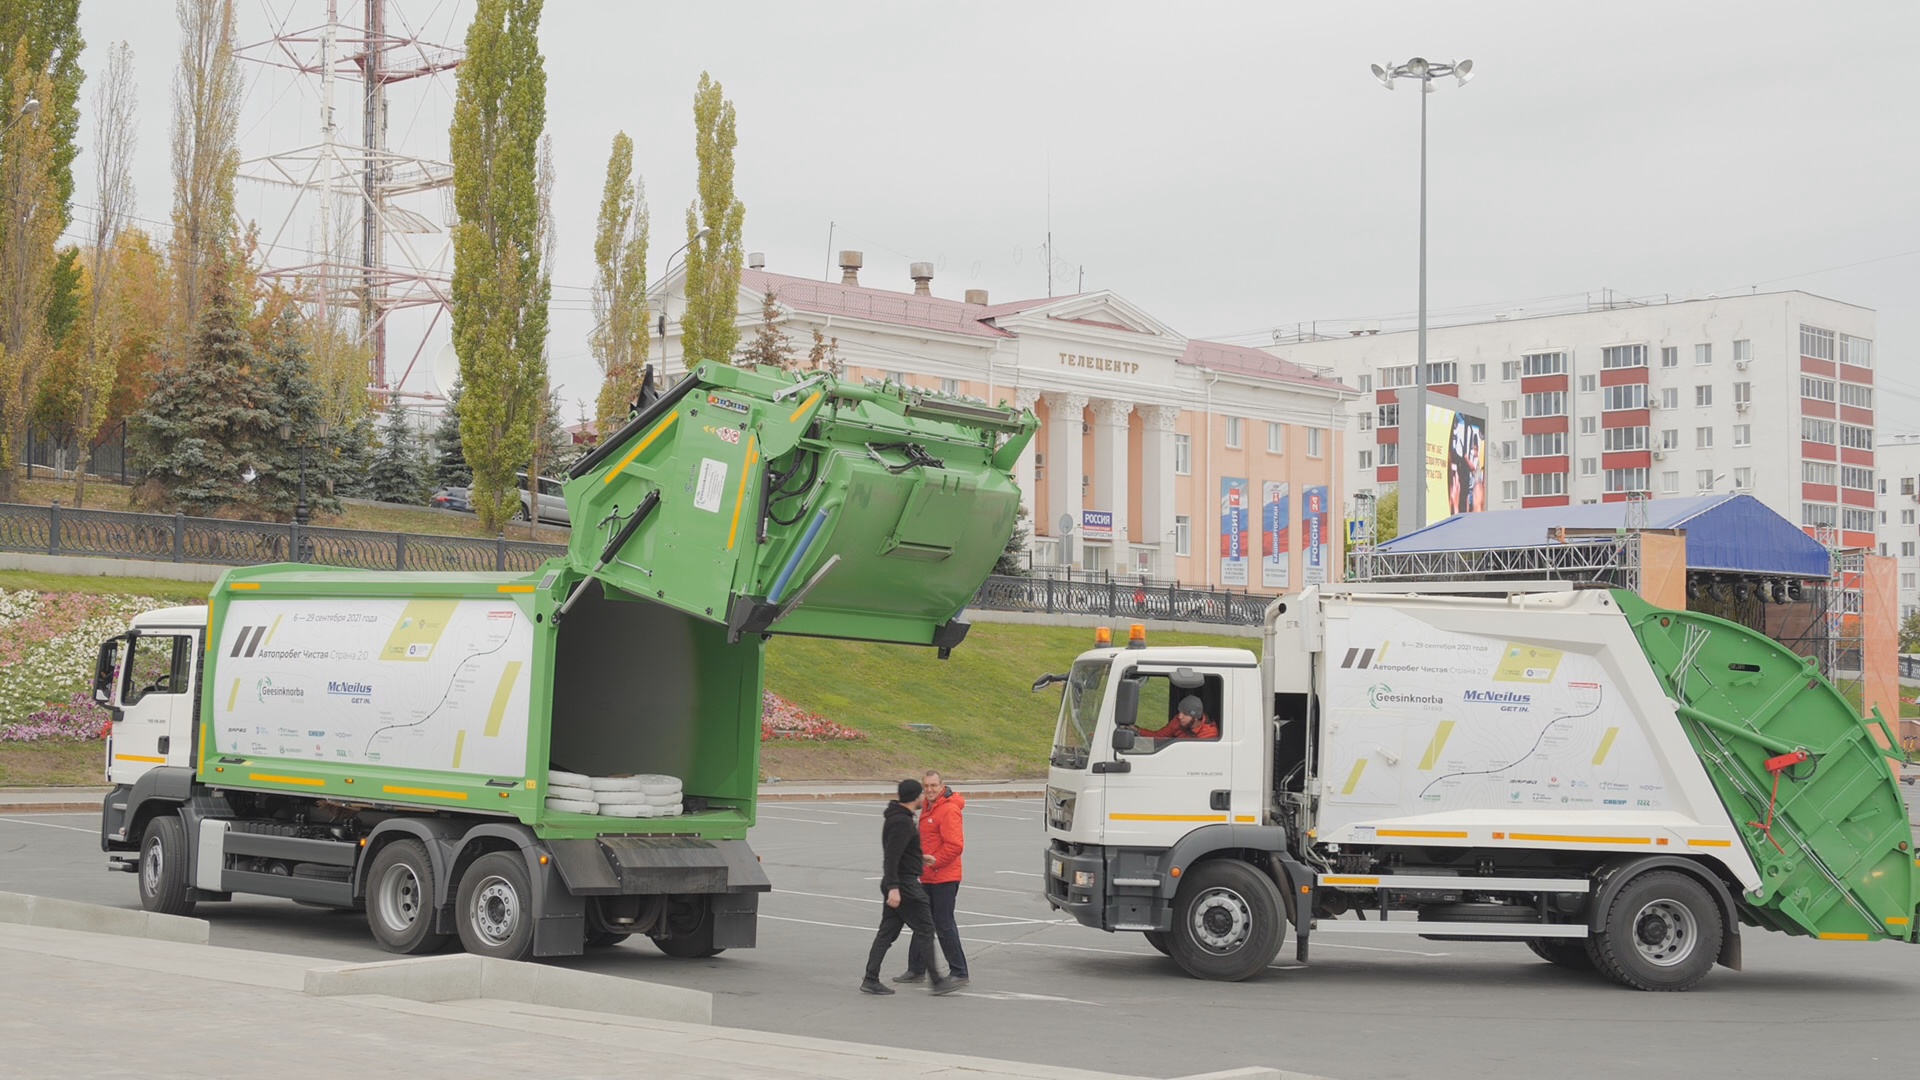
[211,598,534,775]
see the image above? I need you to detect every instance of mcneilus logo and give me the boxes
[1367,683,1444,709]
[1462,689,1532,712]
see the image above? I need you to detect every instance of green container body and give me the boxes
[1615,590,1920,942]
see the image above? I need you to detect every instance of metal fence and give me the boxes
[1902,655,1920,680]
[972,573,1269,626]
[0,502,566,573]
[24,421,129,485]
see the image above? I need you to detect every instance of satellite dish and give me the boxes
[1058,513,1075,535]
[430,343,461,397]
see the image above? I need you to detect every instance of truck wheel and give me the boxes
[1587,871,1722,992]
[366,839,450,955]
[455,851,536,961]
[1526,937,1596,971]
[1167,861,1285,981]
[653,897,724,958]
[1143,930,1172,957]
[586,930,631,948]
[137,816,195,917]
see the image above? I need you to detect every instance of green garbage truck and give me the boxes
[1041,582,1919,989]
[94,363,1034,961]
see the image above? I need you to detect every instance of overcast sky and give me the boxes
[69,1,1920,421]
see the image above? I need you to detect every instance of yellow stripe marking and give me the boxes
[497,584,534,594]
[484,661,522,738]
[1592,727,1620,766]
[451,730,467,769]
[1107,813,1229,823]
[1377,829,1469,839]
[382,784,469,802]
[787,390,824,423]
[1321,875,1380,886]
[1340,758,1369,795]
[1417,721,1455,771]
[228,582,260,591]
[1233,814,1256,823]
[1886,917,1911,926]
[263,614,283,646]
[114,754,166,764]
[249,773,324,787]
[602,411,680,483]
[226,678,241,713]
[198,599,216,778]
[1508,832,1650,846]
[726,434,759,550]
[1818,932,1870,941]
[1686,839,1733,848]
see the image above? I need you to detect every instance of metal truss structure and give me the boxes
[237,1,463,395]
[1351,533,1643,594]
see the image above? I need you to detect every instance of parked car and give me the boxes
[516,473,569,526]
[429,486,472,513]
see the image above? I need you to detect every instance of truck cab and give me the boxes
[95,606,207,790]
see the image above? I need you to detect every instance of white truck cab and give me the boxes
[95,605,208,790]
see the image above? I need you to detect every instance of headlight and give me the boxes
[1073,870,1096,888]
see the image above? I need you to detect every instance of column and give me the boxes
[1091,399,1132,574]
[1013,388,1043,533]
[1137,405,1179,578]
[1044,392,1087,568]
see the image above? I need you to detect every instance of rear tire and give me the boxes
[455,851,536,961]
[586,930,631,948]
[1587,871,1722,992]
[1167,861,1284,981]
[365,839,449,955]
[652,897,724,959]
[1526,937,1596,971]
[137,816,195,917]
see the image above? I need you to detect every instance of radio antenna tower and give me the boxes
[237,1,464,397]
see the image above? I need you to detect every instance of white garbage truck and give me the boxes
[1040,583,1919,990]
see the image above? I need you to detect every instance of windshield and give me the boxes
[1050,658,1111,770]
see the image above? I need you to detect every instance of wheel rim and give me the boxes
[376,863,425,934]
[142,837,163,893]
[1631,899,1698,967]
[1188,886,1253,954]
[471,875,520,946]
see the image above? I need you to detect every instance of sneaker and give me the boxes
[891,970,927,984]
[946,975,970,987]
[859,978,895,995]
[930,975,962,996]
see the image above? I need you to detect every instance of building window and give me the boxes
[1660,387,1679,410]
[1523,473,1566,497]
[1501,360,1520,382]
[1524,391,1566,417]
[1802,503,1838,528]
[1308,428,1325,458]
[1906,543,1918,559]
[1499,440,1517,461]
[1904,507,1916,524]
[1173,515,1190,557]
[1601,344,1647,369]
[1379,365,1415,389]
[1501,480,1518,502]
[1802,461,1836,485]
[1082,544,1107,574]
[1602,384,1646,411]
[1733,467,1751,490]
[1840,334,1872,367]
[1660,346,1679,368]
[1904,574,1917,590]
[1267,422,1285,454]
[1659,428,1680,450]
[1225,417,1242,448]
[1730,381,1751,406]
[1802,418,1836,444]
[1174,434,1191,475]
[1357,374,1372,392]
[1733,424,1751,446]
[1604,467,1650,494]
[1579,416,1598,435]
[1580,457,1597,477]
[1695,385,1713,407]
[1379,441,1399,466]
[1358,449,1374,470]
[1357,411,1372,432]
[1378,403,1399,428]
[1906,478,1917,496]
[1501,400,1519,421]
[1696,426,1713,449]
[1733,339,1752,364]
[1697,469,1717,490]
[1839,424,1873,451]
[1522,351,1567,376]
[1841,465,1873,490]
[1425,361,1457,385]
[1603,426,1648,452]
[1470,363,1486,383]
[1578,374,1597,393]
[1661,471,1679,494]
[1695,344,1712,366]
[887,371,907,386]
[1837,382,1872,409]
[1524,432,1567,457]
[1800,376,1836,402]
[941,378,959,396]
[1800,324,1835,361]
[1844,507,1875,533]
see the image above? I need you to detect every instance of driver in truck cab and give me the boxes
[1138,695,1217,740]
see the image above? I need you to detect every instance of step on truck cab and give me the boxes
[97,363,1035,962]
[1042,583,1920,989]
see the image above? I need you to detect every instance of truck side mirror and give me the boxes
[1114,677,1143,728]
[93,639,121,705]
[1111,727,1136,751]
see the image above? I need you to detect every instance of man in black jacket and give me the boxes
[861,778,958,996]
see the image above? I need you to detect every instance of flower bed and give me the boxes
[761,691,865,741]
[0,589,194,742]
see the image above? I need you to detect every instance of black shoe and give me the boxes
[860,978,895,995]
[892,970,927,984]
[946,975,970,987]
[930,975,962,996]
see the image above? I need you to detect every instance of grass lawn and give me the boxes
[0,741,103,787]
[0,569,212,605]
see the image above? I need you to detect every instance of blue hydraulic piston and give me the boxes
[768,508,830,604]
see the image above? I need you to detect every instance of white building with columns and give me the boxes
[649,252,1358,590]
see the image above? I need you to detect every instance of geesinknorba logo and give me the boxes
[1367,683,1443,709]
[256,677,307,703]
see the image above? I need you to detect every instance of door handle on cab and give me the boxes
[1209,789,1230,811]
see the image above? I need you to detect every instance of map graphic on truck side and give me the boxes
[1319,605,1667,830]
[213,598,534,776]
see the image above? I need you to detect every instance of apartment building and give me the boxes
[1875,433,1920,619]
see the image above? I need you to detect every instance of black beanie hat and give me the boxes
[898,778,924,803]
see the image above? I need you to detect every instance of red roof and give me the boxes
[1180,340,1356,395]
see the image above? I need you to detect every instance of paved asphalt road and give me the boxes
[4,792,1919,1080]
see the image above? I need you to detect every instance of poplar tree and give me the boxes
[590,131,648,437]
[0,55,61,501]
[72,40,137,507]
[449,0,549,530]
[0,0,84,231]
[679,72,745,367]
[169,0,242,345]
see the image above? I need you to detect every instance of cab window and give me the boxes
[1120,670,1224,755]
[123,635,189,705]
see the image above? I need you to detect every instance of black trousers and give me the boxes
[907,880,968,978]
[864,880,940,981]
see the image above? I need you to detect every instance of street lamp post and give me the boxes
[1371,58,1473,532]
[0,97,40,138]
[280,419,331,527]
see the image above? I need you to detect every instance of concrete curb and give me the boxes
[0,801,99,814]
[0,891,208,944]
[304,953,712,1025]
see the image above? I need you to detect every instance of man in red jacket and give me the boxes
[896,769,969,986]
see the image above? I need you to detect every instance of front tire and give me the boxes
[1143,930,1172,957]
[1167,860,1284,981]
[1587,870,1722,991]
[1526,937,1596,971]
[365,839,449,955]
[455,851,536,961]
[137,816,195,916]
